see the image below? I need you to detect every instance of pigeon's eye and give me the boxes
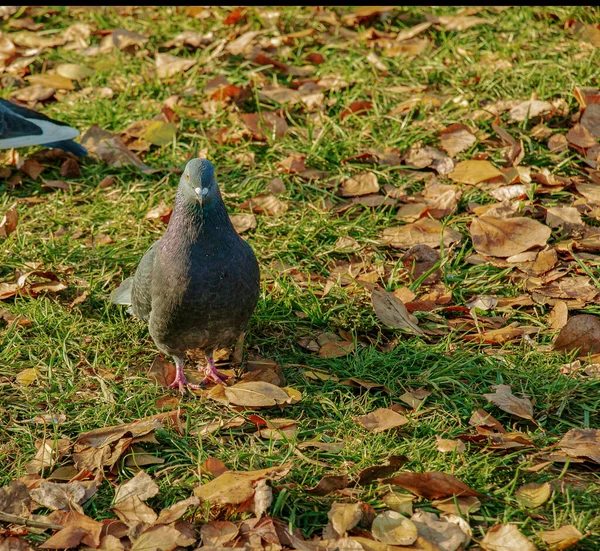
[185,173,190,181]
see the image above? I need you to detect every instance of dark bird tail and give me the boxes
[46,140,88,157]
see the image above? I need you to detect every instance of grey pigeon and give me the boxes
[0,99,87,157]
[112,159,260,391]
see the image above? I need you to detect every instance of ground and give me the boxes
[1,6,600,551]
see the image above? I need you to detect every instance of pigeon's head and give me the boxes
[181,158,220,208]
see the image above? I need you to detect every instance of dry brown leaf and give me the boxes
[372,511,418,546]
[470,216,551,257]
[481,523,537,551]
[39,526,88,550]
[548,301,569,331]
[509,100,553,122]
[130,525,185,551]
[558,428,600,463]
[0,202,18,238]
[355,408,409,433]
[371,288,424,334]
[145,201,172,224]
[241,194,288,216]
[241,112,288,140]
[566,124,596,149]
[200,520,239,546]
[436,437,466,454]
[411,510,470,551]
[515,482,551,509]
[155,53,196,79]
[554,314,600,356]
[81,126,157,174]
[319,340,355,358]
[112,495,157,526]
[483,385,534,421]
[328,502,363,536]
[428,14,492,31]
[545,207,584,235]
[440,123,476,157]
[383,491,414,515]
[223,381,294,407]
[30,481,86,511]
[385,472,482,499]
[449,160,502,185]
[340,100,373,120]
[278,153,306,173]
[340,172,380,197]
[306,474,351,496]
[113,471,159,504]
[541,525,583,550]
[230,213,257,233]
[432,495,481,515]
[193,464,290,505]
[383,218,462,249]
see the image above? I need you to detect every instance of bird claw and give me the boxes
[168,373,201,393]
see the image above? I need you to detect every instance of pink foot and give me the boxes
[200,353,231,385]
[169,356,200,393]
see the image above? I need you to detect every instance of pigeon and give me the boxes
[0,99,87,157]
[112,159,260,392]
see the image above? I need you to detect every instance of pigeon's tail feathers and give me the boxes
[112,277,134,305]
[46,140,88,157]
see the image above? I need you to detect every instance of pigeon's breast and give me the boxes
[149,235,259,355]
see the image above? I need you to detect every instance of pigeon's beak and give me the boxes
[194,186,208,206]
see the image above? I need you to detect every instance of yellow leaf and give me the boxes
[449,160,502,185]
[143,121,177,146]
[26,74,75,90]
[16,368,40,386]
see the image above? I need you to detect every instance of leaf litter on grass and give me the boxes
[2,5,600,551]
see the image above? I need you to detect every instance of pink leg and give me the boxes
[169,356,200,393]
[199,352,230,385]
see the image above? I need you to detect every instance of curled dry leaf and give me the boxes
[432,495,481,516]
[469,216,551,257]
[328,502,363,536]
[436,437,466,454]
[241,194,288,216]
[230,213,257,233]
[318,340,355,358]
[558,428,600,463]
[515,482,551,509]
[483,384,534,421]
[553,314,600,357]
[371,287,424,334]
[155,53,196,79]
[440,123,476,157]
[372,511,418,546]
[449,160,502,185]
[193,464,290,506]
[201,521,239,546]
[223,381,296,407]
[306,474,351,496]
[355,408,409,433]
[541,525,583,550]
[383,491,414,515]
[30,481,86,511]
[383,218,462,249]
[481,523,537,551]
[508,100,553,122]
[340,172,379,197]
[1,202,19,238]
[113,471,159,505]
[548,300,569,331]
[385,472,483,499]
[411,510,470,551]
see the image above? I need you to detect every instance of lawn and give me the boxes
[1,6,600,551]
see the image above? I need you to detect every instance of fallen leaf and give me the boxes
[26,74,74,90]
[113,471,159,504]
[545,207,584,235]
[226,30,263,55]
[436,438,466,454]
[566,124,596,149]
[440,124,476,157]
[340,100,373,120]
[385,472,482,499]
[358,456,408,485]
[130,525,185,551]
[411,510,470,551]
[55,63,94,80]
[340,172,380,197]
[355,408,409,433]
[470,216,551,257]
[508,100,553,122]
[30,481,86,511]
[449,160,502,185]
[112,495,157,526]
[371,511,418,545]
[549,301,569,331]
[428,14,492,31]
[200,521,239,546]
[241,112,288,140]
[328,502,363,536]
[383,491,414,515]
[515,482,552,509]
[483,385,534,421]
[145,201,173,224]
[481,523,537,551]
[432,496,481,515]
[318,340,355,358]
[155,53,196,79]
[241,194,288,216]
[80,126,157,174]
[230,213,257,233]
[143,121,177,146]
[541,525,583,550]
[383,218,462,249]
[371,288,425,334]
[306,474,351,496]
[193,464,290,505]
[554,315,600,357]
[558,428,600,463]
[16,368,39,386]
[223,381,293,407]
[39,526,88,549]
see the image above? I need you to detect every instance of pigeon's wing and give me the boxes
[112,277,134,305]
[0,99,80,150]
[131,240,160,322]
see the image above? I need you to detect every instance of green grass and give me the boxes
[1,5,600,550]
